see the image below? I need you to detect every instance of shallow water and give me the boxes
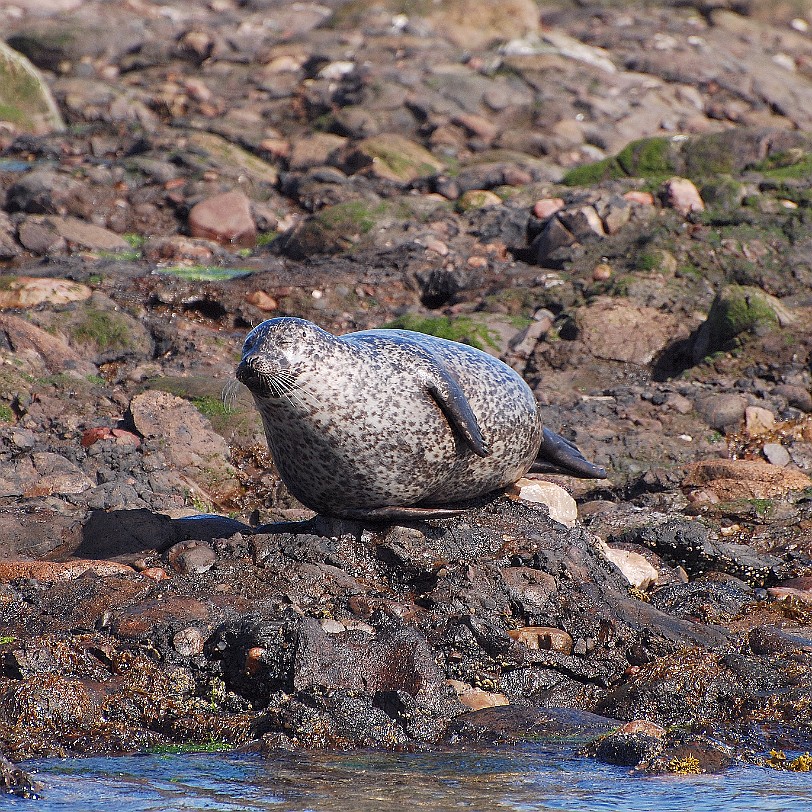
[10,745,812,812]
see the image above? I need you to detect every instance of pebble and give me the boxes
[507,626,574,654]
[533,197,565,219]
[763,443,790,467]
[661,177,705,215]
[167,541,217,574]
[172,627,206,656]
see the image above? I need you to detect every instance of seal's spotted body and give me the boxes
[236,317,603,519]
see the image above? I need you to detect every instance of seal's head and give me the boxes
[235,317,334,401]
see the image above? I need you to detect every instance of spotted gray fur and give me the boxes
[236,317,571,518]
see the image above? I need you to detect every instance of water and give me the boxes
[9,745,812,811]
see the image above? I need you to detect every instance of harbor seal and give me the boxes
[236,317,605,519]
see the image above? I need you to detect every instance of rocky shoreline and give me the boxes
[2,0,812,789]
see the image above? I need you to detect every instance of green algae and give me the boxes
[383,313,500,351]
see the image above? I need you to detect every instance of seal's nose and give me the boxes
[235,356,260,386]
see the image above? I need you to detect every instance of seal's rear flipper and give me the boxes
[531,427,607,479]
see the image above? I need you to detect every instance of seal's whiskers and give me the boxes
[221,378,242,411]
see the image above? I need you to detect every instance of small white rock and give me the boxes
[596,539,659,591]
[510,478,578,528]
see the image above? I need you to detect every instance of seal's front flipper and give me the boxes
[427,373,489,457]
[531,426,607,479]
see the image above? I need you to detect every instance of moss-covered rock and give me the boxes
[0,42,64,135]
[692,284,793,362]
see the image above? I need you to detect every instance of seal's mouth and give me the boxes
[236,357,301,402]
[236,358,260,388]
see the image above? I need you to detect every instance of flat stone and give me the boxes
[0,276,91,310]
[47,216,130,251]
[683,459,812,502]
[188,190,257,247]
[576,297,680,366]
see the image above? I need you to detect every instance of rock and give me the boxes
[0,41,64,135]
[558,205,605,240]
[507,626,574,654]
[167,541,217,574]
[288,133,347,171]
[683,459,812,502]
[0,312,98,377]
[343,134,445,182]
[762,443,791,467]
[508,477,578,527]
[529,216,575,265]
[127,390,240,501]
[0,277,92,310]
[172,627,206,656]
[447,680,509,710]
[455,189,503,212]
[427,0,540,50]
[661,177,704,215]
[533,198,565,219]
[598,542,659,591]
[696,393,747,432]
[575,298,681,366]
[693,285,793,362]
[16,217,65,254]
[188,190,257,248]
[772,384,812,413]
[6,170,83,215]
[0,560,134,582]
[744,405,775,435]
[185,131,279,186]
[46,216,130,251]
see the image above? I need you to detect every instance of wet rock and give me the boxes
[445,706,618,745]
[188,190,257,248]
[507,626,573,654]
[611,519,784,586]
[0,752,41,799]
